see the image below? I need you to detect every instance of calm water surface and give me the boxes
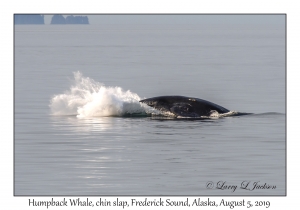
[15,23,285,195]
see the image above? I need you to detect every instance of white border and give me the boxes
[3,0,296,209]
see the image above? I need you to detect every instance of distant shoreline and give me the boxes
[14,15,89,25]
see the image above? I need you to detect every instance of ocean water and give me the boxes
[14,23,285,196]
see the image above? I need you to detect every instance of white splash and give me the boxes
[49,71,147,118]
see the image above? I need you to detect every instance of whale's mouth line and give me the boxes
[150,110,243,119]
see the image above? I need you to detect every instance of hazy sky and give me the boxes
[44,14,285,25]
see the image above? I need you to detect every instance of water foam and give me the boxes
[50,72,147,118]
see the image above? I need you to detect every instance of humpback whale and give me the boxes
[139,96,233,118]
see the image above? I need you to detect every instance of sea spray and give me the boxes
[50,71,148,117]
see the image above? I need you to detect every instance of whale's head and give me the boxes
[139,96,232,117]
